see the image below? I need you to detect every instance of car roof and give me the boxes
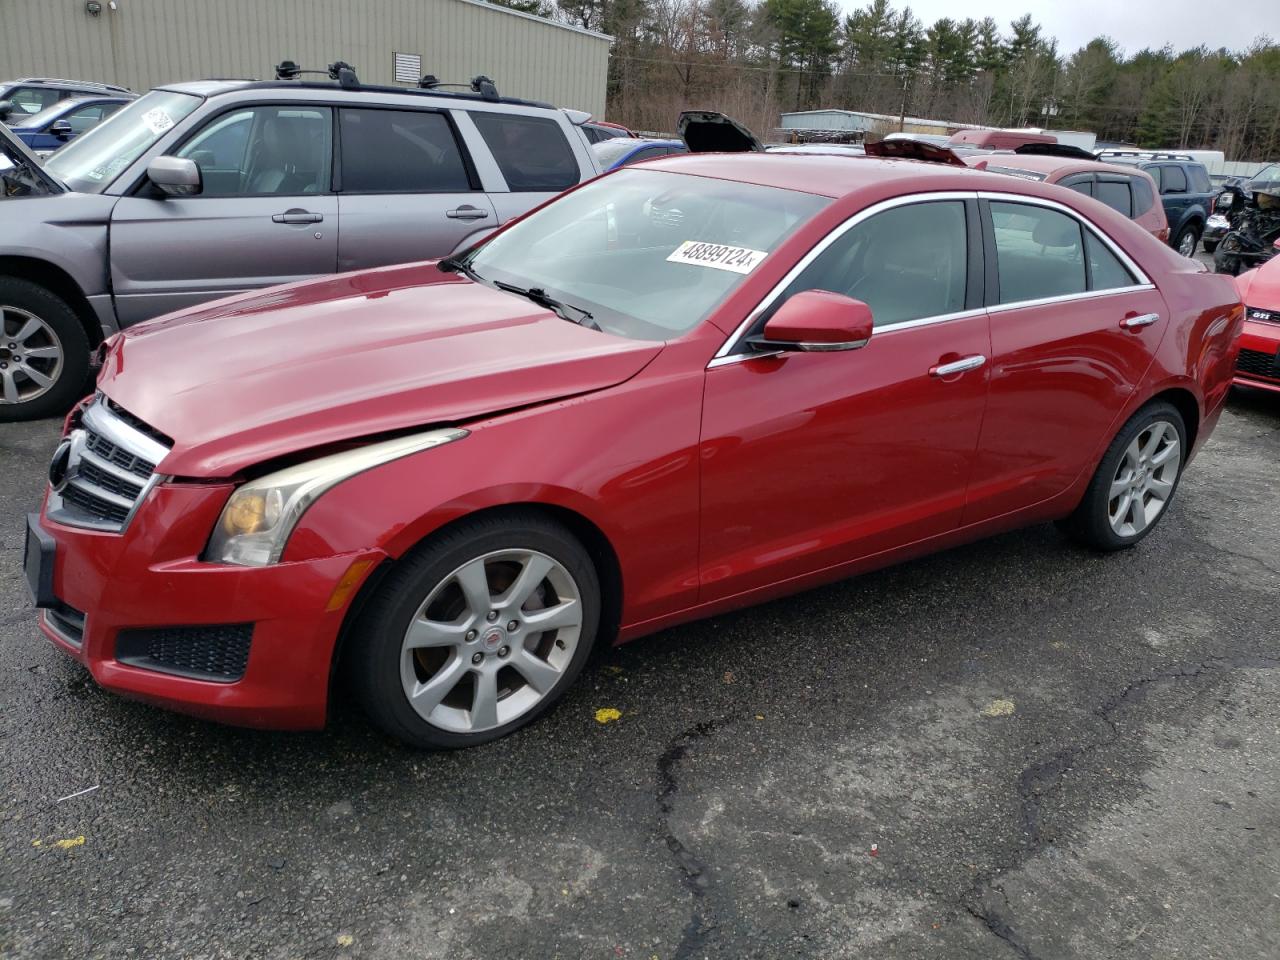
[154,77,558,110]
[966,154,1155,180]
[642,152,1014,198]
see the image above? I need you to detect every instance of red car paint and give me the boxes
[34,154,1243,730]
[1233,259,1280,393]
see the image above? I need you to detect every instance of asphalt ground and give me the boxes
[1,380,1278,960]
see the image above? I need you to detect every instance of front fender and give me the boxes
[0,192,116,298]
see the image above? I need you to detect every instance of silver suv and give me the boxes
[0,69,602,420]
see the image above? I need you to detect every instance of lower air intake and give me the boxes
[115,624,254,683]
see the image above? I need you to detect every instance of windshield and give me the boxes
[464,168,828,341]
[46,90,201,193]
[1248,164,1280,191]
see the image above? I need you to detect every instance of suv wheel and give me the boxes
[348,511,601,749]
[0,278,90,421]
[1057,401,1186,551]
[1174,223,1200,258]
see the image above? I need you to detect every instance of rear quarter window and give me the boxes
[472,113,579,192]
[1133,176,1156,216]
[1188,164,1212,194]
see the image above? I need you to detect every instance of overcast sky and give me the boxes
[857,0,1280,56]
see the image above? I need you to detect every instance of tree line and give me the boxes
[495,0,1280,160]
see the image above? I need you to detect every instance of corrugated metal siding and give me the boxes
[1,0,609,116]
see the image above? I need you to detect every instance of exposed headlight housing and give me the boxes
[206,428,469,566]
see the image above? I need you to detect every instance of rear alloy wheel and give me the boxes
[1058,401,1186,551]
[1174,223,1200,258]
[0,277,90,422]
[349,512,600,749]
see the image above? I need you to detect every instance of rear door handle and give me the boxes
[1121,312,1160,330]
[930,355,986,377]
[446,205,489,221]
[272,210,324,224]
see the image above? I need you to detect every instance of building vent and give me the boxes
[393,52,422,84]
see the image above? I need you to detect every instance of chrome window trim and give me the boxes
[710,188,1155,366]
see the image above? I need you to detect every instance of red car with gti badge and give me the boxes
[1233,254,1280,393]
[25,151,1243,749]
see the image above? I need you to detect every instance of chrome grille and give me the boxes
[46,398,171,533]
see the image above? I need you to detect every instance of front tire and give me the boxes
[348,511,601,749]
[0,277,90,422]
[1057,401,1187,551]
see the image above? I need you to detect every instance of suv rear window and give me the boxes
[471,113,578,192]
[1132,176,1155,216]
[1188,164,1212,193]
[339,108,472,193]
[1161,165,1187,193]
[1096,179,1132,217]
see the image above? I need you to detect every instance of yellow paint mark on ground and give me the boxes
[53,836,85,850]
[594,707,623,724]
[336,933,354,947]
[981,699,1015,717]
[31,839,42,847]
[603,665,624,676]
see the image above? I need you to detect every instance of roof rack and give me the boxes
[267,60,547,109]
[1096,149,1195,162]
[15,77,131,93]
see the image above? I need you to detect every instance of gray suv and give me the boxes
[0,71,602,420]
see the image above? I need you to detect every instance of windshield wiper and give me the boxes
[437,255,485,284]
[492,280,599,330]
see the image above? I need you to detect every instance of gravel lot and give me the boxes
[1,380,1278,960]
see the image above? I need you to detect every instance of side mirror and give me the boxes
[748,289,874,353]
[0,100,13,122]
[147,155,202,197]
[49,119,74,140]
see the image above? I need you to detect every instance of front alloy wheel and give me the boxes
[349,511,601,749]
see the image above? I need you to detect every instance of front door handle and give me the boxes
[446,205,489,221]
[930,354,987,377]
[272,210,324,224]
[1121,312,1160,330]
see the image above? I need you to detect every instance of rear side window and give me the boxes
[9,86,61,115]
[472,113,578,192]
[1145,165,1162,191]
[771,200,969,327]
[1096,179,1133,217]
[1085,232,1137,291]
[990,202,1086,303]
[1188,164,1212,193]
[1161,165,1187,193]
[1132,176,1155,216]
[339,109,471,193]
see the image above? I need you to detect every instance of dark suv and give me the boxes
[0,77,132,122]
[1096,152,1216,257]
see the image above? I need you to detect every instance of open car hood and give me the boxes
[98,263,664,477]
[678,111,763,153]
[864,138,968,167]
[0,122,65,197]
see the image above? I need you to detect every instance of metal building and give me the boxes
[1,0,611,116]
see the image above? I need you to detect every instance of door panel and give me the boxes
[699,320,991,599]
[964,200,1167,523]
[110,194,338,325]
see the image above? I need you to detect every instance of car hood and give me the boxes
[1237,261,1280,310]
[0,121,66,195]
[99,263,664,477]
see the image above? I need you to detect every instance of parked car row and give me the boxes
[14,77,1247,748]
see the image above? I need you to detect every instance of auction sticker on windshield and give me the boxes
[667,241,768,274]
[142,108,175,135]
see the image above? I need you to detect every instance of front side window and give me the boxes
[46,90,202,193]
[176,105,331,197]
[471,112,578,192]
[765,200,969,328]
[990,202,1086,303]
[63,103,114,134]
[1096,179,1133,217]
[1059,174,1094,197]
[339,108,471,193]
[464,168,827,340]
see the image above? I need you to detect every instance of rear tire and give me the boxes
[0,277,90,422]
[1057,401,1187,552]
[1173,223,1200,258]
[348,510,601,750]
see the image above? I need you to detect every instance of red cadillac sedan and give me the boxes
[25,154,1243,749]
[1233,256,1280,393]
